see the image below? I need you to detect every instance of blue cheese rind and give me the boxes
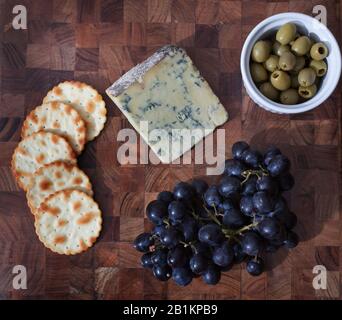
[106,45,228,163]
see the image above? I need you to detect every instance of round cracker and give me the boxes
[35,189,102,255]
[43,81,107,141]
[22,102,86,154]
[11,132,76,191]
[27,161,93,215]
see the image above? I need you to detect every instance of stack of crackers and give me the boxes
[11,81,107,255]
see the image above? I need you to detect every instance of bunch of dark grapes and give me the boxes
[133,141,299,286]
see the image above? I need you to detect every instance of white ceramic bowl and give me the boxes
[241,12,342,114]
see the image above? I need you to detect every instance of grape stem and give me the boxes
[236,222,259,235]
[259,165,269,175]
[241,167,268,184]
[203,206,222,226]
[180,240,189,247]
[163,218,170,227]
[190,209,211,223]
[200,202,259,238]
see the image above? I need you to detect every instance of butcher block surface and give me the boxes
[0,0,341,300]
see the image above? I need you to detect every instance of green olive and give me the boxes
[291,36,312,56]
[259,82,280,101]
[298,84,317,99]
[291,56,306,74]
[310,42,328,60]
[264,55,279,72]
[250,63,268,83]
[276,23,297,45]
[298,68,316,87]
[290,74,300,89]
[270,70,291,91]
[273,41,290,56]
[252,40,272,63]
[289,33,301,47]
[280,88,299,105]
[278,51,296,71]
[309,59,327,77]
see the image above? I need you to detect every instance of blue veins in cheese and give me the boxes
[106,45,228,163]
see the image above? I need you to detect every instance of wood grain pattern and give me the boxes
[0,0,341,300]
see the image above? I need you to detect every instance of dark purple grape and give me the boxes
[263,146,281,166]
[133,233,153,252]
[151,248,168,266]
[157,191,174,204]
[152,224,166,237]
[218,176,241,198]
[233,242,246,263]
[241,149,262,168]
[241,231,263,256]
[173,182,195,201]
[267,154,290,177]
[224,159,247,178]
[198,223,224,246]
[167,245,189,268]
[270,197,289,215]
[257,217,282,240]
[222,208,246,229]
[212,241,234,267]
[181,216,198,242]
[253,191,275,213]
[172,267,193,286]
[146,200,168,225]
[240,195,254,216]
[202,265,221,285]
[242,175,258,195]
[204,185,222,208]
[191,242,212,259]
[218,199,234,212]
[232,141,250,160]
[160,228,183,248]
[278,172,295,191]
[152,265,172,281]
[246,257,264,276]
[194,202,211,219]
[168,200,187,224]
[191,179,209,196]
[256,176,279,196]
[283,231,299,248]
[224,192,241,206]
[141,252,154,268]
[190,254,208,274]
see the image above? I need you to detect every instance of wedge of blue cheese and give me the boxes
[106,45,228,163]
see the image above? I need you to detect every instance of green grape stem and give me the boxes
[241,167,268,184]
[203,206,222,226]
[190,209,210,223]
[236,222,259,235]
[163,218,170,227]
[199,202,259,239]
[180,240,189,247]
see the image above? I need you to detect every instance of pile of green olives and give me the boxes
[250,22,329,105]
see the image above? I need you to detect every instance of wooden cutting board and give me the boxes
[0,0,341,300]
